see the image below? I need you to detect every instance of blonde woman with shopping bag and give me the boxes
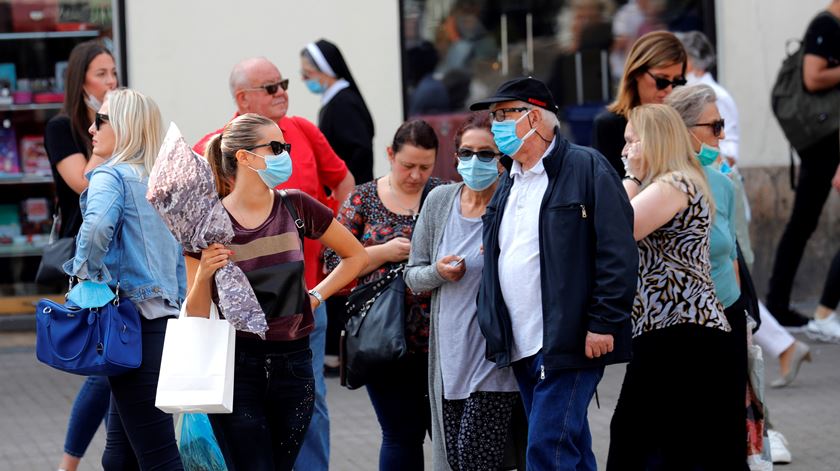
[184,113,368,470]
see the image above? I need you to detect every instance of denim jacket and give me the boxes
[63,163,186,310]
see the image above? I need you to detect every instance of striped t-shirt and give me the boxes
[192,190,333,342]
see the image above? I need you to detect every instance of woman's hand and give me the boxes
[436,255,466,282]
[309,293,320,312]
[383,237,412,263]
[625,142,647,181]
[196,243,233,282]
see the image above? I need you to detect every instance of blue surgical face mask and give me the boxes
[305,79,326,95]
[247,150,293,188]
[690,132,720,166]
[457,155,500,191]
[491,111,536,157]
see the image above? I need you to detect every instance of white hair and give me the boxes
[540,107,559,129]
[228,57,272,98]
[665,84,717,128]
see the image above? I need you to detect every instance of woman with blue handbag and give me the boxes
[43,39,117,471]
[62,88,186,470]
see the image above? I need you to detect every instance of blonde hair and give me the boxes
[628,104,714,213]
[105,88,163,176]
[204,113,276,198]
[608,31,687,117]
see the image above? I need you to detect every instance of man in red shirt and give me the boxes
[194,56,354,470]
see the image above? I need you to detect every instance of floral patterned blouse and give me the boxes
[325,177,444,354]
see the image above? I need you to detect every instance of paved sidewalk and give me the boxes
[1,331,838,470]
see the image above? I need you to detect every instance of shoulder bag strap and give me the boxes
[278,190,305,243]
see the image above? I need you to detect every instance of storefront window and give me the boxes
[0,0,122,310]
[401,0,716,150]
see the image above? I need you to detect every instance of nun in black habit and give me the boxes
[302,39,375,184]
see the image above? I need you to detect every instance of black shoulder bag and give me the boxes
[340,181,433,389]
[36,210,78,285]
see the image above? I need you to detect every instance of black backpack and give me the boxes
[771,12,840,153]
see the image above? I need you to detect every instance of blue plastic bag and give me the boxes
[179,413,227,471]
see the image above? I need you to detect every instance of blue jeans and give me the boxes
[64,375,110,457]
[512,353,604,471]
[209,338,315,471]
[366,353,431,471]
[294,303,330,470]
[102,316,182,470]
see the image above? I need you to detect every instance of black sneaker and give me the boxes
[769,306,810,331]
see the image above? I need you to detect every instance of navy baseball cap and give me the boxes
[470,77,559,113]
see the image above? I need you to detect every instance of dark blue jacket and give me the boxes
[478,134,637,370]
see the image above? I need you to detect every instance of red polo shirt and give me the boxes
[194,114,349,289]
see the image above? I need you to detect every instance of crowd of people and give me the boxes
[41,3,840,471]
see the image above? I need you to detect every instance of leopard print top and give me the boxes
[632,172,730,337]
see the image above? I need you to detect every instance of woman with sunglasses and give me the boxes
[324,120,443,470]
[63,89,185,470]
[592,30,687,177]
[606,103,746,470]
[187,113,367,470]
[404,113,520,471]
[43,40,118,471]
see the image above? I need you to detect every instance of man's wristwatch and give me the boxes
[308,289,324,306]
[623,174,642,186]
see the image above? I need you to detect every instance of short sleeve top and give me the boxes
[804,12,840,69]
[189,190,333,342]
[632,172,729,337]
[44,115,87,238]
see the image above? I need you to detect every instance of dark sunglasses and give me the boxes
[245,141,292,155]
[456,148,500,162]
[94,113,109,130]
[646,71,687,90]
[694,119,725,138]
[489,107,530,123]
[244,78,290,95]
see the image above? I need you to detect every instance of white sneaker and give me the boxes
[805,312,840,343]
[768,429,792,464]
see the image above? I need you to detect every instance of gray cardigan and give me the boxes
[404,182,463,471]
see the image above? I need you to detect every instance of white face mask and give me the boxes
[85,92,102,112]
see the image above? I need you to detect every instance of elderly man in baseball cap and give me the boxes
[474,77,638,470]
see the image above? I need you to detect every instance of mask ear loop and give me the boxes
[243,149,267,173]
[527,109,554,144]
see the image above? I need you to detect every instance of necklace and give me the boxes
[387,175,420,220]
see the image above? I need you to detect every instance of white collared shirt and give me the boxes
[498,138,556,362]
[687,72,740,161]
[321,78,350,106]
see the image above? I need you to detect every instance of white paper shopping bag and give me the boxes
[156,304,235,414]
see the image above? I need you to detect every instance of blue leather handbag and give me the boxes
[35,290,142,375]
[35,202,142,376]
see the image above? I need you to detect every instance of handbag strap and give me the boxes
[278,190,305,244]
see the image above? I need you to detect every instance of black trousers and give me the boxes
[608,299,748,471]
[102,316,182,471]
[767,132,840,311]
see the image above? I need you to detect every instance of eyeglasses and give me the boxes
[456,148,500,162]
[94,113,109,131]
[645,71,687,91]
[245,141,292,155]
[694,119,725,138]
[489,107,530,122]
[243,79,290,95]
